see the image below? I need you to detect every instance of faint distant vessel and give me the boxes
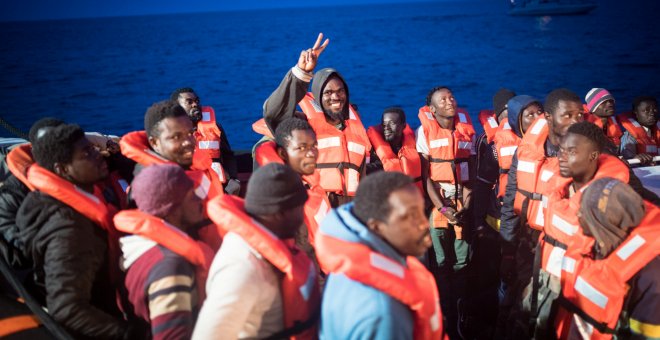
[508,0,597,16]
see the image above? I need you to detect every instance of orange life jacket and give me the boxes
[315,230,445,340]
[119,130,223,251]
[541,155,630,286]
[418,106,475,185]
[113,210,214,301]
[120,130,223,199]
[478,109,499,144]
[298,93,371,197]
[252,118,274,139]
[618,112,660,156]
[584,112,623,148]
[252,140,331,246]
[192,106,228,183]
[26,164,122,283]
[557,202,660,340]
[366,124,423,192]
[207,195,321,339]
[493,118,521,198]
[513,117,572,230]
[6,143,36,191]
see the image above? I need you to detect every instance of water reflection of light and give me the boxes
[537,15,552,30]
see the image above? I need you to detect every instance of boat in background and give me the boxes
[509,0,597,16]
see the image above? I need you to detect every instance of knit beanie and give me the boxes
[585,88,615,112]
[131,164,194,218]
[245,163,308,215]
[493,88,517,117]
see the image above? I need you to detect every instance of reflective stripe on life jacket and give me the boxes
[541,155,629,287]
[478,109,499,144]
[207,195,320,339]
[193,106,227,183]
[618,112,660,156]
[299,93,371,196]
[584,112,623,148]
[253,140,331,246]
[366,124,423,192]
[513,117,571,230]
[559,202,660,340]
[113,210,214,301]
[418,106,475,184]
[315,230,444,340]
[493,118,520,198]
[6,143,36,191]
[252,118,274,139]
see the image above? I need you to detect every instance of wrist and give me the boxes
[292,65,313,82]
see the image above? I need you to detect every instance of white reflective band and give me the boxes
[211,162,225,182]
[575,276,608,309]
[311,100,323,113]
[317,137,341,149]
[610,117,618,125]
[534,202,545,227]
[314,199,329,225]
[347,169,359,194]
[458,141,472,150]
[647,145,658,154]
[369,252,404,278]
[117,179,129,193]
[500,145,518,156]
[530,119,547,135]
[299,263,316,301]
[562,256,576,273]
[75,186,101,204]
[503,121,511,130]
[545,246,565,278]
[349,106,357,120]
[194,175,211,199]
[425,111,434,120]
[631,119,641,128]
[198,141,220,150]
[430,308,441,332]
[430,138,449,148]
[540,169,554,182]
[202,111,211,122]
[551,214,578,236]
[458,112,467,123]
[487,116,498,128]
[518,160,536,174]
[616,234,646,261]
[460,162,469,182]
[347,142,366,155]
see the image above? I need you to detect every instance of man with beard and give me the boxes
[366,107,423,191]
[263,33,371,207]
[171,88,240,195]
[619,95,659,165]
[584,88,622,153]
[499,88,584,338]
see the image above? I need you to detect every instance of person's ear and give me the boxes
[366,217,385,235]
[543,111,551,121]
[148,134,160,152]
[53,162,67,178]
[590,150,600,161]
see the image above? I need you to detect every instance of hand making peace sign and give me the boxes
[297,33,330,73]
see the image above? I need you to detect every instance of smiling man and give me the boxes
[315,171,444,339]
[263,33,371,207]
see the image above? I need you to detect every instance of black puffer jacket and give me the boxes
[0,174,30,269]
[16,191,129,339]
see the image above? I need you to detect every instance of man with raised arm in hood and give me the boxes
[263,33,371,207]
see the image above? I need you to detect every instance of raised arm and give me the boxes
[263,33,329,133]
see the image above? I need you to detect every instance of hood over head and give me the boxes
[311,68,350,121]
[507,95,540,138]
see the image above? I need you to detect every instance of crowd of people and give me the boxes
[1,33,659,340]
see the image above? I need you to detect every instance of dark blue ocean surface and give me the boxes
[1,0,659,149]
